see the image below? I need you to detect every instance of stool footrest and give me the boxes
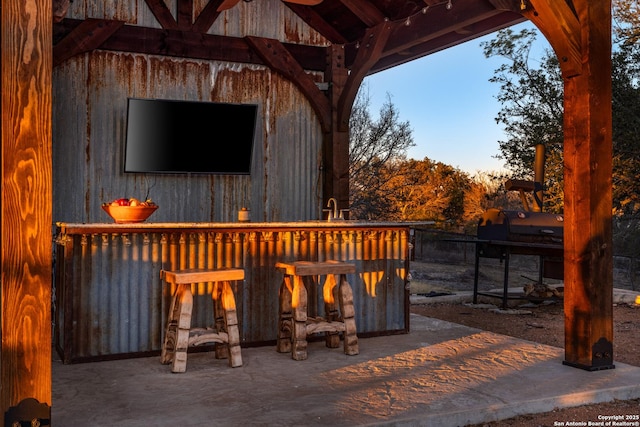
[305,320,346,335]
[189,330,229,347]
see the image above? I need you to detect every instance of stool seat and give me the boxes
[276,261,359,360]
[276,260,356,276]
[160,268,244,372]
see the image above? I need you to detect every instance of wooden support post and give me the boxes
[323,44,351,211]
[561,0,614,370]
[1,0,53,417]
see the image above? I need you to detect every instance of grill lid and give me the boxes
[477,208,564,243]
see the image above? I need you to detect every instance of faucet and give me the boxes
[325,198,339,222]
[324,198,349,222]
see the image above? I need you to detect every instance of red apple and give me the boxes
[115,198,130,206]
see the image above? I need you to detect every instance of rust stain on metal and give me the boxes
[54,49,323,225]
[284,10,328,46]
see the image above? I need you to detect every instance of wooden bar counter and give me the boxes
[54,221,422,363]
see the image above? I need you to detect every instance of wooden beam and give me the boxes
[285,4,349,44]
[524,0,582,77]
[144,0,178,30]
[217,0,241,11]
[177,0,194,30]
[53,19,328,71]
[192,0,226,33]
[324,44,351,211]
[381,0,505,58]
[2,0,53,418]
[338,0,386,26]
[245,36,332,133]
[369,12,525,73]
[560,0,614,370]
[337,21,393,131]
[53,0,70,23]
[53,19,125,67]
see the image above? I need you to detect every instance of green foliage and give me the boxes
[386,158,473,228]
[614,0,640,45]
[350,2,640,244]
[483,6,640,254]
[348,86,542,231]
[481,28,565,213]
[612,44,640,217]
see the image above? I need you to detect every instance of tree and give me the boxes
[464,171,526,229]
[611,0,640,218]
[376,157,488,231]
[349,84,415,220]
[387,159,464,224]
[613,0,640,45]
[483,4,640,255]
[480,28,565,213]
[348,85,514,229]
[611,0,640,256]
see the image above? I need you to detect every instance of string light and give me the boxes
[353,0,454,50]
[403,0,453,26]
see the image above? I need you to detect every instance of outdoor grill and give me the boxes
[473,208,564,308]
[477,208,564,245]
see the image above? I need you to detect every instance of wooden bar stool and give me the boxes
[160,268,244,373]
[276,260,359,361]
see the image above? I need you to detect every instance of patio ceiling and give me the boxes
[52,0,528,74]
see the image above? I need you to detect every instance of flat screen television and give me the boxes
[124,98,258,174]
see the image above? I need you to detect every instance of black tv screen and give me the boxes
[124,98,257,174]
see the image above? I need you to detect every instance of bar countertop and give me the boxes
[56,221,435,234]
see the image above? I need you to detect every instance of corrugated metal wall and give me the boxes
[55,226,409,363]
[50,0,399,365]
[52,1,328,225]
[66,0,328,44]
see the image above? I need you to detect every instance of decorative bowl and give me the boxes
[102,204,158,223]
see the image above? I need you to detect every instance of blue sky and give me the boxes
[363,21,548,175]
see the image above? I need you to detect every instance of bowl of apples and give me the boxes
[102,198,158,223]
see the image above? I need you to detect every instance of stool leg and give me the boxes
[323,274,340,349]
[172,284,194,373]
[220,280,243,368]
[276,275,293,353]
[212,281,229,360]
[338,274,359,356]
[291,275,308,360]
[161,283,180,365]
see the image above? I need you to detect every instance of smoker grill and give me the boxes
[474,208,564,308]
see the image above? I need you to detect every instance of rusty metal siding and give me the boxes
[53,50,324,224]
[67,0,327,45]
[54,226,409,363]
[54,0,330,226]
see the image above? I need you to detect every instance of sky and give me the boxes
[363,21,548,175]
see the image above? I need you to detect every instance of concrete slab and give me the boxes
[52,313,640,426]
[410,288,640,307]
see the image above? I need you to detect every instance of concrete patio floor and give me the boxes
[52,312,640,426]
